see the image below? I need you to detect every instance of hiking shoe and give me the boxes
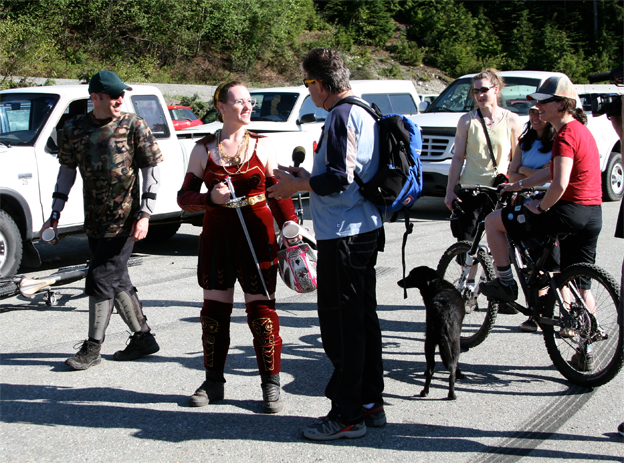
[113,331,159,361]
[560,327,576,339]
[66,340,101,370]
[569,351,594,372]
[480,278,518,302]
[520,317,539,333]
[362,403,386,427]
[189,379,225,407]
[302,416,367,441]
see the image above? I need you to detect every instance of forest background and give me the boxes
[1,0,623,112]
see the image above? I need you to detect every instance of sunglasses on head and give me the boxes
[471,86,494,95]
[303,79,322,88]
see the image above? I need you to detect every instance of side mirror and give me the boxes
[298,113,317,124]
[46,133,59,154]
[418,101,430,112]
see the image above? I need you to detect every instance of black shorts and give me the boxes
[85,235,135,299]
[502,200,602,271]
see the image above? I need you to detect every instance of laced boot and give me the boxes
[261,373,283,413]
[113,331,159,361]
[189,370,225,407]
[66,340,102,370]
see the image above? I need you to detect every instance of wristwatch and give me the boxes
[519,179,524,189]
[536,202,548,214]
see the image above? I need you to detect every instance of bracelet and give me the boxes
[536,202,548,214]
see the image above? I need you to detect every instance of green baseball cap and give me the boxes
[88,70,132,95]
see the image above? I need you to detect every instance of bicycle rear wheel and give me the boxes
[0,279,19,299]
[437,241,499,349]
[542,263,622,388]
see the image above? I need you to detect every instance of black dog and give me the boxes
[398,266,465,400]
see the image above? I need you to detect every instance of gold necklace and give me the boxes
[217,130,249,166]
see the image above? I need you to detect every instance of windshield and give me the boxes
[169,107,198,121]
[250,92,301,122]
[0,93,59,146]
[426,77,542,116]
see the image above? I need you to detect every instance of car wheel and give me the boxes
[603,152,623,201]
[0,210,23,278]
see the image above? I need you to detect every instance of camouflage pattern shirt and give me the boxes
[59,112,163,238]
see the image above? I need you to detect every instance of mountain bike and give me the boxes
[437,184,622,388]
[0,256,144,306]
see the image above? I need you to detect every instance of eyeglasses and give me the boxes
[303,79,322,88]
[471,86,494,95]
[230,98,257,107]
[537,97,558,105]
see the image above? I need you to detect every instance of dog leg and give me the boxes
[447,362,457,400]
[456,364,465,380]
[420,339,436,397]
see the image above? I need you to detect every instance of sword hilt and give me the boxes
[224,176,244,205]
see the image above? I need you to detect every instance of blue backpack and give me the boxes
[335,97,424,298]
[335,97,423,217]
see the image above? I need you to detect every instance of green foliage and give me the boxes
[0,18,58,88]
[0,0,622,86]
[379,62,404,80]
[178,94,213,121]
[389,30,423,66]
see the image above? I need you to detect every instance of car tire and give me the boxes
[0,210,23,278]
[602,152,623,201]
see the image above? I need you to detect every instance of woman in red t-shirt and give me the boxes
[479,74,602,304]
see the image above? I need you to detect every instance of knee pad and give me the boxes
[114,287,147,333]
[88,297,114,341]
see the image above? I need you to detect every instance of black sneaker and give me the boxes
[302,415,366,441]
[618,422,624,437]
[113,331,159,361]
[66,340,101,370]
[480,278,518,302]
[362,403,386,427]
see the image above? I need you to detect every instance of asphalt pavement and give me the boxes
[1,197,623,462]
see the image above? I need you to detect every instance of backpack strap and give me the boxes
[332,97,381,189]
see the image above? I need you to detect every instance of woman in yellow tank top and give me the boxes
[445,69,522,242]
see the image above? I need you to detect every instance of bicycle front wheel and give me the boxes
[437,241,499,349]
[542,263,623,388]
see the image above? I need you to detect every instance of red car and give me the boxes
[167,105,204,130]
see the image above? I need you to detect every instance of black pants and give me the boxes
[316,229,384,424]
[452,189,498,242]
[86,235,134,299]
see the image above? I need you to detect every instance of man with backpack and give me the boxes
[268,47,386,440]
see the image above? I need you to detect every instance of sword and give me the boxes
[224,176,271,298]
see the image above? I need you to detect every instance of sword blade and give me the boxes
[224,177,271,298]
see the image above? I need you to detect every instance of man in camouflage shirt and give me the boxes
[41,70,163,370]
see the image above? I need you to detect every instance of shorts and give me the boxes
[502,200,602,271]
[86,235,134,299]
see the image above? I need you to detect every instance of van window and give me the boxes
[362,93,418,115]
[131,95,170,138]
[250,92,299,122]
[0,93,59,146]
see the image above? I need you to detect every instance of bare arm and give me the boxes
[507,143,525,183]
[444,113,470,210]
[524,156,571,215]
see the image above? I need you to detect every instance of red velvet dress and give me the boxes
[199,137,279,294]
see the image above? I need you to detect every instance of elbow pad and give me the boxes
[140,165,161,217]
[51,166,77,212]
[177,172,211,213]
[265,176,298,229]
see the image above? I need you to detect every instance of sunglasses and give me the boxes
[471,86,494,95]
[303,79,322,88]
[103,91,125,100]
[230,98,257,107]
[537,97,558,104]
